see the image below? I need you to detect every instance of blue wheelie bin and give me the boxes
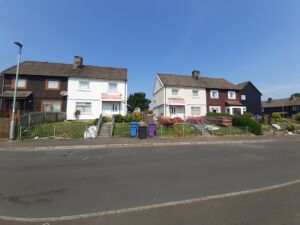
[130,122,138,137]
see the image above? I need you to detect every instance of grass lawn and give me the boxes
[21,121,95,139]
[210,126,250,136]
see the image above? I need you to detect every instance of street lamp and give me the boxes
[9,42,23,140]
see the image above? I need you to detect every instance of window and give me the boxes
[228,91,236,99]
[191,107,201,115]
[79,81,90,91]
[210,90,219,99]
[12,78,27,89]
[293,105,299,111]
[46,80,60,90]
[42,100,61,112]
[170,106,176,114]
[172,89,179,96]
[192,90,199,97]
[112,103,119,112]
[108,83,118,92]
[209,106,221,113]
[76,102,92,114]
[241,95,246,100]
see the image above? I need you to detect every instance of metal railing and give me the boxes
[96,114,103,136]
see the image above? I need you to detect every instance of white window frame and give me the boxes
[192,89,199,97]
[241,94,246,100]
[112,103,119,112]
[191,106,201,115]
[170,106,176,114]
[292,105,299,111]
[108,82,118,92]
[78,81,90,91]
[16,79,27,88]
[210,90,219,99]
[171,89,179,96]
[209,106,221,113]
[228,91,236,100]
[75,102,92,115]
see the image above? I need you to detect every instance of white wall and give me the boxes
[164,87,207,118]
[153,76,165,116]
[67,77,126,120]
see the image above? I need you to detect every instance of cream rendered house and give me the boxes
[153,71,207,119]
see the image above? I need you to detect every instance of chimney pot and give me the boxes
[73,56,83,69]
[267,97,272,102]
[192,70,200,79]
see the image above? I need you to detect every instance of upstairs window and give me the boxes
[79,81,90,91]
[241,95,246,100]
[228,91,236,100]
[210,90,219,99]
[108,83,118,92]
[192,90,199,97]
[172,89,179,96]
[293,105,299,111]
[46,80,60,90]
[12,78,27,89]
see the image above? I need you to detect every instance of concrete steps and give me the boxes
[99,123,112,137]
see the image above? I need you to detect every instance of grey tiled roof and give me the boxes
[158,73,239,90]
[2,61,127,81]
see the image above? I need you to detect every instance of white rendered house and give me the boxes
[66,56,127,120]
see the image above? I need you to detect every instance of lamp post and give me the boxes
[9,42,23,140]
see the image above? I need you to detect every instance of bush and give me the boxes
[158,117,174,126]
[103,116,112,123]
[206,112,231,117]
[187,116,204,124]
[243,112,254,117]
[171,117,183,124]
[132,112,142,122]
[295,112,300,122]
[271,113,282,119]
[93,118,98,125]
[114,114,124,123]
[232,115,263,135]
[286,124,295,132]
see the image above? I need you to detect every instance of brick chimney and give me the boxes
[73,56,83,69]
[192,70,200,80]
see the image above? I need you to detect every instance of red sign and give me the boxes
[102,93,122,101]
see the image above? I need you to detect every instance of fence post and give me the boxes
[230,126,232,135]
[28,112,31,128]
[246,126,248,134]
[54,126,56,137]
[19,126,22,139]
[160,125,162,136]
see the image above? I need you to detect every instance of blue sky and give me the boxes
[1,0,300,101]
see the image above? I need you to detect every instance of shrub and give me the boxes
[286,124,295,132]
[93,118,98,125]
[114,114,124,123]
[171,117,183,124]
[295,112,300,122]
[102,116,112,123]
[132,112,142,122]
[243,112,255,117]
[206,112,231,117]
[124,114,134,122]
[271,112,282,119]
[187,116,204,124]
[74,110,81,120]
[232,115,263,135]
[158,117,174,126]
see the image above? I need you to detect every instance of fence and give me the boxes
[0,118,10,138]
[19,112,66,128]
[112,122,251,137]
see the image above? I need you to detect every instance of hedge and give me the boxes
[295,112,300,122]
[232,115,263,135]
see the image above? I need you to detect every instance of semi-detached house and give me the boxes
[0,56,127,120]
[153,70,254,119]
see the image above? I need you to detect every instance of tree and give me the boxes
[127,92,151,113]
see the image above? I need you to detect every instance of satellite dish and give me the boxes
[60,91,68,96]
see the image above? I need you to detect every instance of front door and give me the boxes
[102,102,120,116]
[170,106,176,117]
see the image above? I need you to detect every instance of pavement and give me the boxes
[0,140,300,224]
[0,134,300,151]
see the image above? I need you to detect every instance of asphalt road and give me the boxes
[0,140,300,222]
